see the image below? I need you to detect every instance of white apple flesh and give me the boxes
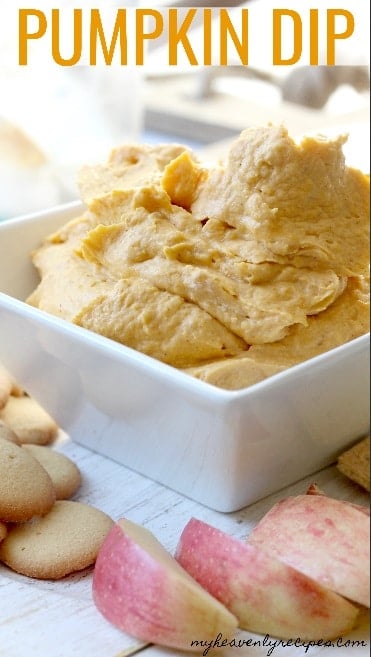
[248,494,370,607]
[92,518,238,650]
[175,517,359,640]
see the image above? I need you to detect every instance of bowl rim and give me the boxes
[0,199,84,227]
[0,288,369,405]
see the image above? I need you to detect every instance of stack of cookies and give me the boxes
[0,364,113,580]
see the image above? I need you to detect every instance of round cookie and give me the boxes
[0,437,56,522]
[0,419,20,444]
[0,500,114,579]
[0,522,7,542]
[0,365,23,403]
[0,395,58,445]
[10,383,25,397]
[22,445,82,499]
[0,365,13,410]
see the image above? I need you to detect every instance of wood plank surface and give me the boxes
[1,434,369,657]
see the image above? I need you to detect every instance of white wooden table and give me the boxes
[1,431,369,657]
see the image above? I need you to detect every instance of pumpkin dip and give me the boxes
[27,125,370,389]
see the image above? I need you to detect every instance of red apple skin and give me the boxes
[248,495,370,607]
[306,484,370,516]
[175,518,359,641]
[92,520,237,650]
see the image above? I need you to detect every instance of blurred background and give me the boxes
[0,0,369,220]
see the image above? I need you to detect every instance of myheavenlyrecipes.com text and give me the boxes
[191,633,367,656]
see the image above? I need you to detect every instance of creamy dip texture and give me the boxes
[27,125,370,390]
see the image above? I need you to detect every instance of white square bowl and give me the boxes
[0,202,369,512]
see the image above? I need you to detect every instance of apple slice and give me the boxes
[248,494,370,607]
[306,483,370,515]
[175,518,358,641]
[92,518,237,650]
[175,518,359,640]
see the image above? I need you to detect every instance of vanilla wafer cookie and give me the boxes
[0,522,7,542]
[0,419,20,444]
[0,500,114,579]
[0,437,56,522]
[0,395,58,445]
[0,365,13,410]
[337,436,370,492]
[23,445,82,499]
